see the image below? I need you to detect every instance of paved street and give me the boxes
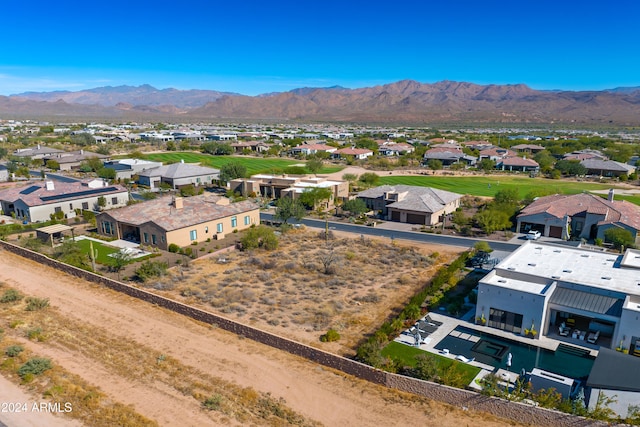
[260,212,521,252]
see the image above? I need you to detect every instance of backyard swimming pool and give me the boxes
[434,326,594,379]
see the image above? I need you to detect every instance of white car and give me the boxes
[526,230,541,240]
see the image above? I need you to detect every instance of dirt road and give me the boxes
[0,251,521,426]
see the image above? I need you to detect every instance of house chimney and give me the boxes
[181,159,184,163]
[608,188,614,202]
[45,181,55,191]
[173,197,183,209]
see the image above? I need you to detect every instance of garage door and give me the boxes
[549,226,562,238]
[406,213,426,224]
[391,211,401,221]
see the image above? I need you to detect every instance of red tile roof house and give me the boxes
[0,179,128,223]
[332,147,373,160]
[95,194,260,250]
[516,191,640,245]
[478,147,517,162]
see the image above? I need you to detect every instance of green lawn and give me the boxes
[382,341,480,385]
[378,175,639,204]
[133,152,343,176]
[74,239,121,264]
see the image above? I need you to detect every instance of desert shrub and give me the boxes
[5,345,24,357]
[18,357,52,378]
[26,327,45,341]
[168,243,180,253]
[25,297,49,311]
[320,328,340,342]
[240,226,278,251]
[135,260,168,281]
[0,289,23,303]
[202,394,223,411]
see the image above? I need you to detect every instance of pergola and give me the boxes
[35,224,73,247]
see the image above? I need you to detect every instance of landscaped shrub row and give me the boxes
[356,251,470,368]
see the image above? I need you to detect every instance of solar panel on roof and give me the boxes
[40,186,121,202]
[19,185,41,195]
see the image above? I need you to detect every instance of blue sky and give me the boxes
[1,1,639,96]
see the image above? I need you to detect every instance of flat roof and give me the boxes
[36,224,73,234]
[492,242,640,297]
[481,270,551,294]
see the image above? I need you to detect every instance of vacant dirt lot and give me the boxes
[0,249,525,427]
[143,228,463,354]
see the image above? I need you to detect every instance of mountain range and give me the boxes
[4,80,640,125]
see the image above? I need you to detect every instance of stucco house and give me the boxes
[137,161,220,190]
[516,191,640,245]
[580,159,636,177]
[357,185,462,225]
[496,156,540,172]
[0,179,128,222]
[103,158,163,180]
[332,148,374,160]
[476,241,640,354]
[95,195,259,250]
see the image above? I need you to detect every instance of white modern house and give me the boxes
[476,241,640,355]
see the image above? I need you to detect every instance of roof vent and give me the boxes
[553,250,562,253]
[551,275,560,279]
[562,269,572,273]
[497,279,507,283]
[601,277,612,280]
[507,267,516,271]
[581,254,589,258]
[606,258,616,262]
[535,246,543,250]
[528,263,537,267]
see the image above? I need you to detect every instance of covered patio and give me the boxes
[35,224,73,247]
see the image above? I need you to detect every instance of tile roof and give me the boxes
[103,194,259,231]
[137,162,219,179]
[0,180,127,207]
[498,156,539,167]
[357,185,462,213]
[335,148,373,155]
[518,193,640,231]
[581,159,636,173]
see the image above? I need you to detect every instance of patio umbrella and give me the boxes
[506,352,513,370]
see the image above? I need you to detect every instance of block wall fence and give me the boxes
[0,241,608,427]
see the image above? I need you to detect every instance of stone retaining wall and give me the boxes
[0,241,609,426]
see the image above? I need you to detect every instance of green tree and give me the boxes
[274,197,306,224]
[46,160,60,170]
[219,162,247,184]
[166,141,177,151]
[477,158,495,172]
[134,260,168,282]
[201,142,233,155]
[341,173,358,183]
[554,159,587,176]
[412,354,438,381]
[97,167,116,180]
[97,196,107,210]
[306,158,323,175]
[427,159,443,171]
[494,188,520,206]
[604,228,635,249]
[299,187,332,210]
[342,198,368,216]
[54,241,91,270]
[0,147,8,159]
[70,133,95,146]
[239,225,278,250]
[473,241,492,253]
[533,151,556,173]
[358,172,380,187]
[473,208,512,234]
[109,251,132,280]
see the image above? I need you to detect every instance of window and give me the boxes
[161,236,165,243]
[190,230,197,241]
[69,203,73,210]
[82,202,89,210]
[231,216,237,228]
[54,206,62,213]
[112,197,118,205]
[216,223,223,233]
[152,234,157,245]
[244,215,250,225]
[488,308,523,334]
[205,226,209,233]
[143,232,149,243]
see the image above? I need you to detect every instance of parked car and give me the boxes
[526,230,541,240]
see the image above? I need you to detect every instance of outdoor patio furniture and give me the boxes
[572,329,580,339]
[579,331,586,340]
[587,331,600,344]
[455,355,475,363]
[559,326,570,336]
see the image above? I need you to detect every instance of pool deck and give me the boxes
[396,310,599,374]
